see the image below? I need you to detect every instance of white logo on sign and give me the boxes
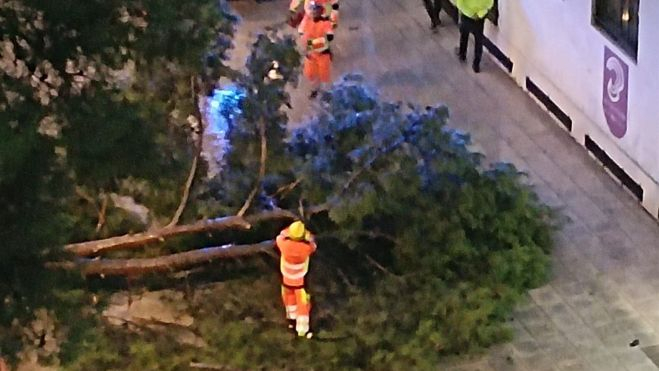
[606,56,625,103]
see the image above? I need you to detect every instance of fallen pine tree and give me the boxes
[2,9,555,368]
[54,75,555,369]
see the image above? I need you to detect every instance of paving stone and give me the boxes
[617,211,659,246]
[590,189,635,214]
[524,151,580,197]
[603,297,644,319]
[495,113,533,138]
[584,351,626,371]
[550,260,579,285]
[515,350,559,371]
[634,298,659,320]
[485,344,529,371]
[512,339,543,358]
[639,344,659,370]
[555,281,593,300]
[616,316,656,336]
[560,325,605,351]
[514,303,550,323]
[567,296,612,328]
[523,320,563,341]
[594,321,636,351]
[530,286,565,307]
[544,302,587,332]
[633,331,659,349]
[532,182,566,208]
[613,348,657,368]
[564,193,610,230]
[626,363,659,371]
[533,331,571,353]
[544,344,580,366]
[509,318,535,343]
[557,360,595,371]
[443,357,495,371]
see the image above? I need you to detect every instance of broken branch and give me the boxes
[76,186,107,233]
[63,209,298,257]
[237,117,267,217]
[364,254,400,278]
[96,194,108,233]
[65,215,250,256]
[272,178,302,198]
[166,154,199,228]
[166,76,203,228]
[71,240,275,276]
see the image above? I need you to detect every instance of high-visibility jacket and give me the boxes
[290,0,339,27]
[301,17,334,54]
[276,227,317,287]
[456,0,493,19]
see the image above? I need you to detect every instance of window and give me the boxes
[593,0,640,59]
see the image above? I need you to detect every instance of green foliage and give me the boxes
[61,323,199,371]
[54,75,554,370]
[0,0,236,351]
[2,0,553,367]
[203,32,301,215]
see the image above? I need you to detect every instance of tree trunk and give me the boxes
[64,209,296,257]
[77,240,275,276]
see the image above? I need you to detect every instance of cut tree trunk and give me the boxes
[65,209,296,257]
[77,240,275,276]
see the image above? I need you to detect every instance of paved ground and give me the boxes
[229,1,659,369]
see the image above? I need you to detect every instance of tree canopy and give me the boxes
[0,0,235,310]
[0,1,554,369]
[54,73,554,370]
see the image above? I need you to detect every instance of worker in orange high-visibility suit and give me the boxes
[289,0,339,30]
[300,3,334,99]
[276,221,317,338]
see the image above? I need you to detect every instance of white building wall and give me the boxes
[484,0,659,218]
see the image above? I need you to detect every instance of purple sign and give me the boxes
[602,46,629,138]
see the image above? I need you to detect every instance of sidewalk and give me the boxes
[230,1,659,370]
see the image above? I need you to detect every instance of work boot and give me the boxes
[455,47,466,63]
[294,330,313,339]
[296,315,310,337]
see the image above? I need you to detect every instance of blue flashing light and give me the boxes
[207,86,246,135]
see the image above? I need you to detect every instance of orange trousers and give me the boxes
[303,53,331,84]
[281,285,311,335]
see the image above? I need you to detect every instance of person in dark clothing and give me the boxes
[422,0,444,32]
[456,15,485,72]
[455,0,493,73]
